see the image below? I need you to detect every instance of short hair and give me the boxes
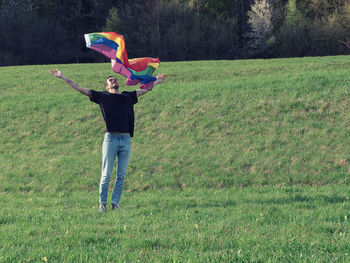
[105,76,115,89]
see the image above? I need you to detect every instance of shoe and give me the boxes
[99,203,107,212]
[111,203,122,211]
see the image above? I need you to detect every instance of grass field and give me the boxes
[1,56,350,262]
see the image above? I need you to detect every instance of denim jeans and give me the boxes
[99,132,131,205]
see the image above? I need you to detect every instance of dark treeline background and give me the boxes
[1,0,350,66]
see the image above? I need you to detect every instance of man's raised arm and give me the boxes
[136,74,165,97]
[50,69,90,96]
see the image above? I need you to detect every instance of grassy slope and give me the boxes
[1,186,349,262]
[1,57,350,262]
[2,57,350,193]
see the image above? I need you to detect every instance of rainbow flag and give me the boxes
[84,32,160,84]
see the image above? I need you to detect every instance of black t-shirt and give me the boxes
[89,90,138,136]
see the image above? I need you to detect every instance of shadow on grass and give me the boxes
[245,194,349,206]
[184,199,237,209]
[182,193,349,210]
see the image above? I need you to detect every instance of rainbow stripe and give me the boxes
[84,32,160,84]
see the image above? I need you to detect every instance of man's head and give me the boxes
[105,76,119,91]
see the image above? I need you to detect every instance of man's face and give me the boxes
[106,77,119,90]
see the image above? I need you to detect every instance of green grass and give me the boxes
[1,187,350,262]
[1,56,350,262]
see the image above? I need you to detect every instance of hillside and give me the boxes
[1,57,350,194]
[1,57,350,262]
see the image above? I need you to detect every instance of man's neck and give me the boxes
[107,88,120,94]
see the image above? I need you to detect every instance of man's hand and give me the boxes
[50,69,63,78]
[136,74,166,97]
[49,69,90,96]
[155,74,165,85]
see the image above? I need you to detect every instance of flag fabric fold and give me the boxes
[84,32,160,87]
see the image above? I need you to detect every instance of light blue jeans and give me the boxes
[99,132,131,205]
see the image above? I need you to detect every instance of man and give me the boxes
[50,69,165,212]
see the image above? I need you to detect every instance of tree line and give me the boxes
[1,0,349,66]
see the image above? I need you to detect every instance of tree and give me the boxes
[247,0,275,57]
[335,1,350,53]
[104,7,122,33]
[0,0,38,65]
[277,0,309,57]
